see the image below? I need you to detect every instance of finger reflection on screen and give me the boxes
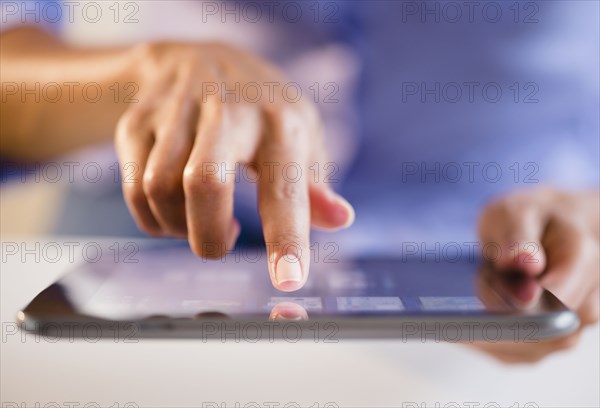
[269,301,309,321]
[476,264,543,312]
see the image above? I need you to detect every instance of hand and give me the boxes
[474,188,599,363]
[114,42,355,292]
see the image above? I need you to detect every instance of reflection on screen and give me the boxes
[53,246,515,320]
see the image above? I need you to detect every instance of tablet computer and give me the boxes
[17,244,579,342]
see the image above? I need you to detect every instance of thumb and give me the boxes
[309,184,355,231]
[479,200,547,276]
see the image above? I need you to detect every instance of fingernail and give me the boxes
[275,255,303,291]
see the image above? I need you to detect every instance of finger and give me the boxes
[305,125,355,230]
[184,98,239,258]
[476,264,543,310]
[539,218,600,315]
[243,105,353,232]
[269,302,309,321]
[114,109,162,236]
[258,111,311,292]
[309,184,355,230]
[475,266,513,311]
[143,94,197,237]
[478,197,547,275]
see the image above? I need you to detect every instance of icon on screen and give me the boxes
[419,296,485,311]
[336,297,404,311]
[266,297,323,311]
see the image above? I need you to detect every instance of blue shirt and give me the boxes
[3,1,598,252]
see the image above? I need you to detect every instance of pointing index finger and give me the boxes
[257,110,311,292]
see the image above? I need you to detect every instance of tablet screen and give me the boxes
[31,245,559,321]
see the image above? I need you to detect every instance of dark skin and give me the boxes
[475,188,599,363]
[1,27,355,292]
[1,29,598,362]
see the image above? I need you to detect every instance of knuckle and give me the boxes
[183,165,231,196]
[259,182,308,216]
[143,168,181,201]
[115,109,150,143]
[266,106,309,146]
[275,181,308,204]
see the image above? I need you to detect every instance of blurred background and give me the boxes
[2,0,598,254]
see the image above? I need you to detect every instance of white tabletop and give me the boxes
[2,237,599,408]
